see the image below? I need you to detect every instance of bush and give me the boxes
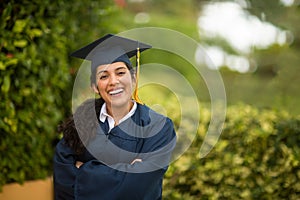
[163,104,300,200]
[0,0,115,189]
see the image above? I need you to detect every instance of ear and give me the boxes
[91,84,100,94]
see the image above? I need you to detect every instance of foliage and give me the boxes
[1,2,300,200]
[0,0,116,189]
[184,0,300,115]
[163,103,300,199]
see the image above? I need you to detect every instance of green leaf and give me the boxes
[13,40,28,48]
[1,4,12,29]
[0,62,6,70]
[28,28,43,38]
[1,76,10,93]
[12,19,27,33]
[5,58,18,67]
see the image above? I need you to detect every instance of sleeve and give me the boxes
[111,117,177,173]
[70,161,165,200]
[53,118,177,200]
[76,118,177,200]
[53,139,77,199]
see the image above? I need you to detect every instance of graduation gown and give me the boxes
[53,102,176,200]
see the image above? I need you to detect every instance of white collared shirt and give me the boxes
[99,101,137,132]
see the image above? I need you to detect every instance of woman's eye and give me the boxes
[99,75,108,80]
[118,71,126,76]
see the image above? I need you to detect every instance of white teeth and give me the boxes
[109,89,123,95]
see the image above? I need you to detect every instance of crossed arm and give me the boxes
[75,158,142,168]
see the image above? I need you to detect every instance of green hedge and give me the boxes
[1,2,300,198]
[163,104,300,199]
[0,0,115,189]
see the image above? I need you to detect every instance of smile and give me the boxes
[109,88,124,96]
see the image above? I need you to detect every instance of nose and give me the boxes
[108,74,119,85]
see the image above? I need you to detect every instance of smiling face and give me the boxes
[93,62,135,114]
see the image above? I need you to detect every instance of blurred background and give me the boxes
[1,0,300,199]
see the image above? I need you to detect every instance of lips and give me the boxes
[108,88,124,96]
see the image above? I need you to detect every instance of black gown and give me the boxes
[53,101,177,200]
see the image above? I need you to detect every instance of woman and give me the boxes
[53,34,177,200]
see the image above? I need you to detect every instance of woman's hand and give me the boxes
[75,161,84,168]
[130,158,142,165]
[75,159,141,168]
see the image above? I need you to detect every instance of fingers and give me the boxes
[130,158,142,165]
[75,161,84,168]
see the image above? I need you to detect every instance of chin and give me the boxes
[109,98,130,108]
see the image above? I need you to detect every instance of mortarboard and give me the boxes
[70,34,151,71]
[70,34,152,104]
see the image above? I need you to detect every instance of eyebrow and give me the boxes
[97,66,127,75]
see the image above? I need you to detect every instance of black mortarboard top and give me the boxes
[70,34,152,72]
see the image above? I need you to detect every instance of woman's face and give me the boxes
[93,61,135,110]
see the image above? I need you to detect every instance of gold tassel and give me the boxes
[133,47,143,104]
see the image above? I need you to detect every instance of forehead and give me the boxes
[96,62,128,73]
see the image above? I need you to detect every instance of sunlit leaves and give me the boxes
[163,103,300,199]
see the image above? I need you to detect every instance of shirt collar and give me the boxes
[99,101,137,124]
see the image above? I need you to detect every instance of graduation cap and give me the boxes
[70,34,152,104]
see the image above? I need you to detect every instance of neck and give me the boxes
[106,101,133,124]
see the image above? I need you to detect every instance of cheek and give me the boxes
[128,78,135,91]
[120,75,134,88]
[96,81,107,94]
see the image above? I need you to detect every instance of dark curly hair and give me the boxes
[58,98,105,155]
